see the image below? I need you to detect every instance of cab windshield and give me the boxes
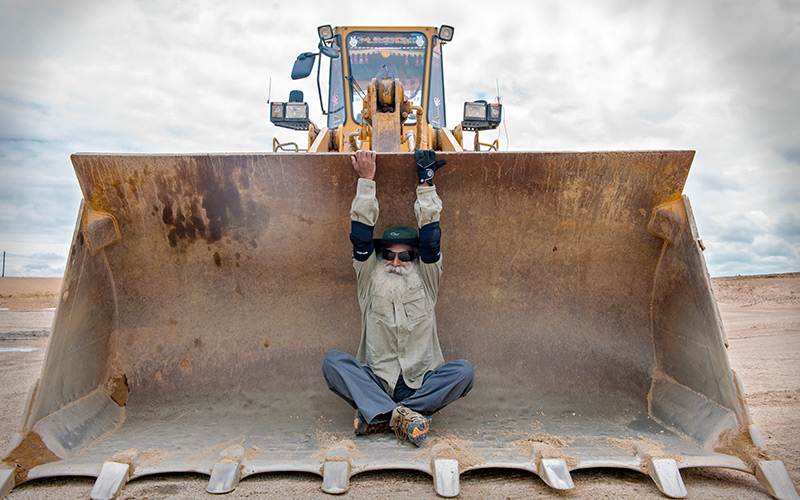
[345,31,427,125]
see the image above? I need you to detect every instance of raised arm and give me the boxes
[415,185,442,264]
[414,150,445,264]
[350,150,378,262]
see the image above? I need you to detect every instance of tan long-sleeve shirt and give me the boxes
[350,178,445,395]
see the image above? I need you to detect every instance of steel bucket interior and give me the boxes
[4,151,784,499]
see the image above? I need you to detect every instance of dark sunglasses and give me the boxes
[381,248,417,262]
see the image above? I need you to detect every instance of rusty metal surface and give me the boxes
[4,150,773,496]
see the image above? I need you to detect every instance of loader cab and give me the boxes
[276,25,454,151]
[332,26,448,132]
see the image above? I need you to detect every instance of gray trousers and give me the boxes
[322,350,474,424]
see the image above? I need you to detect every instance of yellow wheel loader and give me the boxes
[270,25,475,153]
[1,25,797,500]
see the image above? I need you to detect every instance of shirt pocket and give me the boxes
[370,295,395,322]
[403,287,430,322]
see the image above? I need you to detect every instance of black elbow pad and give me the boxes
[418,221,441,263]
[350,221,374,261]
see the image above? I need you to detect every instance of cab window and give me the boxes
[427,37,446,129]
[327,36,346,129]
[345,31,427,125]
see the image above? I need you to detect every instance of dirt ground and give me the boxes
[0,278,62,312]
[0,274,797,499]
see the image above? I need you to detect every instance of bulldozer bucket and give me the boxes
[2,151,796,499]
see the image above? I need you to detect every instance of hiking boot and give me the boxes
[354,410,390,436]
[390,406,430,446]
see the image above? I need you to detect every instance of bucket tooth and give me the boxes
[432,458,460,497]
[430,443,460,497]
[647,458,687,498]
[206,445,245,494]
[321,446,351,494]
[0,467,14,498]
[89,461,131,500]
[537,458,574,490]
[732,371,769,451]
[749,424,767,451]
[755,460,800,500]
[530,442,574,490]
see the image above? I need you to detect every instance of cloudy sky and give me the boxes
[0,0,798,277]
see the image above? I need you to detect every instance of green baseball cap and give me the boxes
[374,225,419,249]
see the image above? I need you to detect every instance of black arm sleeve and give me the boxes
[350,220,374,261]
[418,221,441,263]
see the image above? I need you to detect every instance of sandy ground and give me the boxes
[0,274,797,499]
[0,278,61,312]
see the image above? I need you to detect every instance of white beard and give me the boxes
[371,260,423,302]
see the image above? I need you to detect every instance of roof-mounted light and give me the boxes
[317,25,334,41]
[438,25,454,42]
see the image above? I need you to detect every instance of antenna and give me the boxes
[496,79,509,150]
[267,77,272,104]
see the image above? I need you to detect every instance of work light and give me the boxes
[318,25,334,41]
[270,100,310,131]
[285,103,309,120]
[438,25,454,42]
[271,102,284,119]
[461,100,502,131]
[464,102,487,120]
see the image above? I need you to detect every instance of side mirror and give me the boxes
[291,52,317,80]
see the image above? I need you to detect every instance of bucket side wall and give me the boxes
[26,200,118,426]
[649,195,740,437]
